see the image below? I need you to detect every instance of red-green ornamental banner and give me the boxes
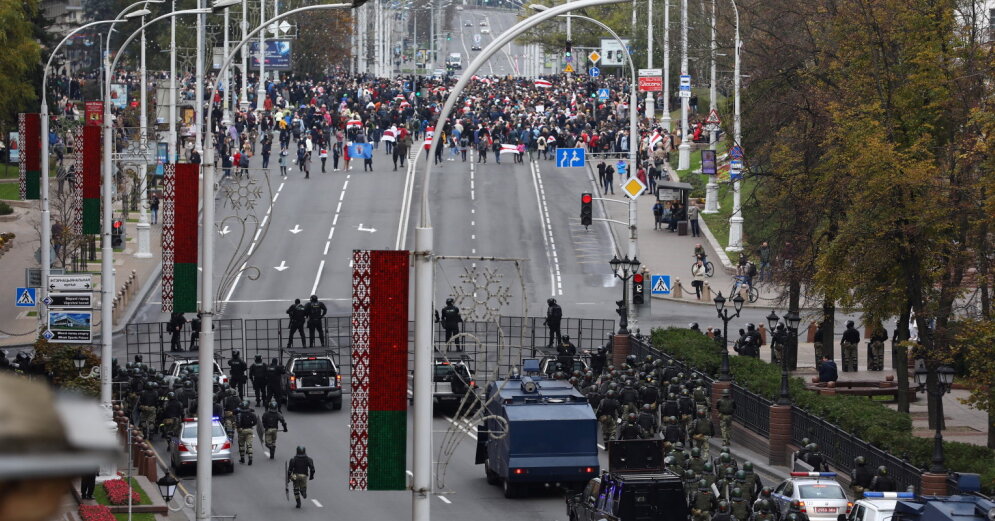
[18,113,40,201]
[350,250,409,491]
[160,163,198,313]
[82,125,101,235]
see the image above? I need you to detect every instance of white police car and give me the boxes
[772,472,853,521]
[839,492,916,521]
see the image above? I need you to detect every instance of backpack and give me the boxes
[747,262,758,277]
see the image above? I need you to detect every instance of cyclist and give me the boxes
[733,255,757,295]
[694,243,708,265]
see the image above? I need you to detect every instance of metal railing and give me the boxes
[791,407,922,493]
[731,383,771,437]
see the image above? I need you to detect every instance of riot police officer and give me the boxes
[716,389,736,446]
[261,401,288,459]
[692,479,718,521]
[691,409,715,458]
[228,351,248,399]
[236,400,258,465]
[869,466,896,492]
[544,297,562,348]
[596,390,620,444]
[286,299,307,348]
[437,298,463,351]
[841,320,861,371]
[591,346,607,377]
[287,446,316,508]
[249,355,268,407]
[305,295,327,347]
[138,382,160,439]
[850,456,874,498]
[265,358,286,410]
[160,392,183,444]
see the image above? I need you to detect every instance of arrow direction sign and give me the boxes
[274,261,289,272]
[219,225,231,236]
[289,225,303,234]
[46,293,94,309]
[357,224,377,233]
[48,274,92,292]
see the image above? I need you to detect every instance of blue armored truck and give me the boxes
[475,361,600,498]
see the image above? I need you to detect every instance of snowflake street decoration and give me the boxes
[451,266,512,322]
[222,176,263,211]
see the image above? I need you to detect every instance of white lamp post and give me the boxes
[703,0,718,213]
[661,0,671,131]
[676,0,691,170]
[256,0,266,111]
[726,0,743,251]
[645,0,655,119]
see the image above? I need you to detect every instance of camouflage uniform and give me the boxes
[235,406,258,464]
[716,392,736,447]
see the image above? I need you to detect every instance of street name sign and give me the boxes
[48,274,93,291]
[44,293,94,309]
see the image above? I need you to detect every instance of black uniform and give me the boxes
[168,313,186,352]
[869,474,896,492]
[305,298,328,347]
[286,301,307,348]
[545,301,562,347]
[265,360,286,409]
[591,349,607,377]
[249,358,268,406]
[438,303,463,351]
[189,314,202,351]
[229,356,248,398]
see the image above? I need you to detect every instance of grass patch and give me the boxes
[0,183,21,200]
[115,514,156,521]
[699,176,757,250]
[93,477,152,507]
[26,311,37,317]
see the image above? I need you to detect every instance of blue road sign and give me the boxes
[651,275,672,295]
[729,145,744,159]
[15,287,36,307]
[589,66,600,77]
[597,88,610,100]
[555,148,586,168]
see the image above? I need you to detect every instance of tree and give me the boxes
[0,0,41,130]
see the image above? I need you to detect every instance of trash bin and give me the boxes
[677,220,688,236]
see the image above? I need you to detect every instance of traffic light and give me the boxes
[580,192,592,227]
[447,32,452,41]
[632,273,645,305]
[565,40,572,58]
[111,220,124,248]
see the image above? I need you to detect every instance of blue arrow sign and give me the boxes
[589,66,600,77]
[555,148,586,168]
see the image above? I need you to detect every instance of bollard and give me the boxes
[673,278,682,298]
[702,281,712,301]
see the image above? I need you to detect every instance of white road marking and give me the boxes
[274,260,289,272]
[261,215,268,227]
[289,224,302,234]
[438,495,452,504]
[332,214,339,226]
[443,416,477,439]
[336,201,342,213]
[311,260,325,294]
[598,444,606,450]
[529,159,562,296]
[224,180,285,302]
[323,241,331,255]
[272,192,280,203]
[406,470,413,477]
[311,499,323,508]
[327,227,335,241]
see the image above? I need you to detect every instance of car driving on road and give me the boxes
[169,417,234,474]
[772,472,852,521]
[283,353,343,411]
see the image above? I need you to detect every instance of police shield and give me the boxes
[256,417,264,441]
[284,460,290,500]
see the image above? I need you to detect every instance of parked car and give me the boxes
[169,417,234,474]
[772,472,852,521]
[283,353,343,410]
[163,356,229,390]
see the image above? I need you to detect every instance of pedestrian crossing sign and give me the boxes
[650,275,671,295]
[15,287,36,307]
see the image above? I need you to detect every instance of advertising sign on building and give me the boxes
[249,40,293,70]
[638,69,663,92]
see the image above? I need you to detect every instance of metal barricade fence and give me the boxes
[731,383,771,437]
[791,407,922,492]
[124,318,243,372]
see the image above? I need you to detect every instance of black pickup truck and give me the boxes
[283,353,343,411]
[567,440,688,521]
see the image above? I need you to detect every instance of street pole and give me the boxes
[645,0,655,120]
[241,0,248,110]
[676,0,690,170]
[169,0,177,162]
[40,18,124,358]
[223,6,231,125]
[195,0,204,155]
[703,0,718,213]
[256,0,266,111]
[420,2,627,519]
[661,0,670,131]
[135,12,152,259]
[727,0,743,251]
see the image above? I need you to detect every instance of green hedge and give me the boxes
[649,327,995,492]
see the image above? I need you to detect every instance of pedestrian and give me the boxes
[168,312,186,352]
[278,149,288,177]
[363,146,374,172]
[692,258,706,299]
[544,297,562,348]
[653,200,664,230]
[305,295,327,347]
[435,298,463,351]
[604,162,615,193]
[757,241,771,282]
[80,468,97,500]
[261,401,288,460]
[287,446,316,509]
[477,136,488,163]
[459,133,469,161]
[286,298,306,348]
[688,202,701,237]
[319,147,328,173]
[235,400,257,465]
[333,141,342,171]
[817,354,838,383]
[841,320,860,372]
[150,194,160,225]
[261,135,272,169]
[302,149,311,179]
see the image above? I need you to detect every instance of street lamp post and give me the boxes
[703,0,718,214]
[767,310,800,405]
[645,0,654,119]
[661,0,671,131]
[915,365,955,473]
[40,18,126,344]
[609,255,641,333]
[714,291,744,381]
[676,0,690,170]
[256,0,266,111]
[135,6,156,259]
[727,0,744,251]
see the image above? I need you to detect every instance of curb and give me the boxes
[112,261,162,335]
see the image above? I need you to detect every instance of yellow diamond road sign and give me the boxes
[622,177,646,199]
[589,51,600,63]
[564,63,575,73]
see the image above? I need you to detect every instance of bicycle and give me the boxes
[731,276,759,303]
[691,256,715,278]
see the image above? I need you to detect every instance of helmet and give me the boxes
[731,487,742,499]
[703,462,714,473]
[690,447,701,458]
[597,346,606,354]
[642,404,653,412]
[232,350,241,358]
[878,466,888,476]
[724,467,735,478]
[547,298,556,305]
[268,401,278,411]
[606,390,617,398]
[690,322,699,329]
[758,500,771,513]
[166,392,175,399]
[718,500,730,512]
[855,456,866,466]
[562,335,570,342]
[627,413,637,423]
[743,462,753,472]
[135,355,143,363]
[311,295,318,302]
[801,437,810,446]
[674,441,685,451]
[698,479,709,491]
[242,399,250,408]
[645,355,654,363]
[446,297,454,305]
[722,388,731,396]
[720,453,731,463]
[697,409,707,418]
[271,357,279,365]
[806,443,817,451]
[760,486,772,497]
[297,446,306,456]
[735,470,746,481]
[747,323,756,331]
[846,320,855,327]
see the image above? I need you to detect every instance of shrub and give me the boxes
[0,201,11,216]
[101,479,140,505]
[650,327,995,493]
[78,505,115,521]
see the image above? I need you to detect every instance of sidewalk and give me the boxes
[0,175,162,347]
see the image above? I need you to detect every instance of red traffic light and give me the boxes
[113,220,123,229]
[633,273,644,283]
[581,194,592,204]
